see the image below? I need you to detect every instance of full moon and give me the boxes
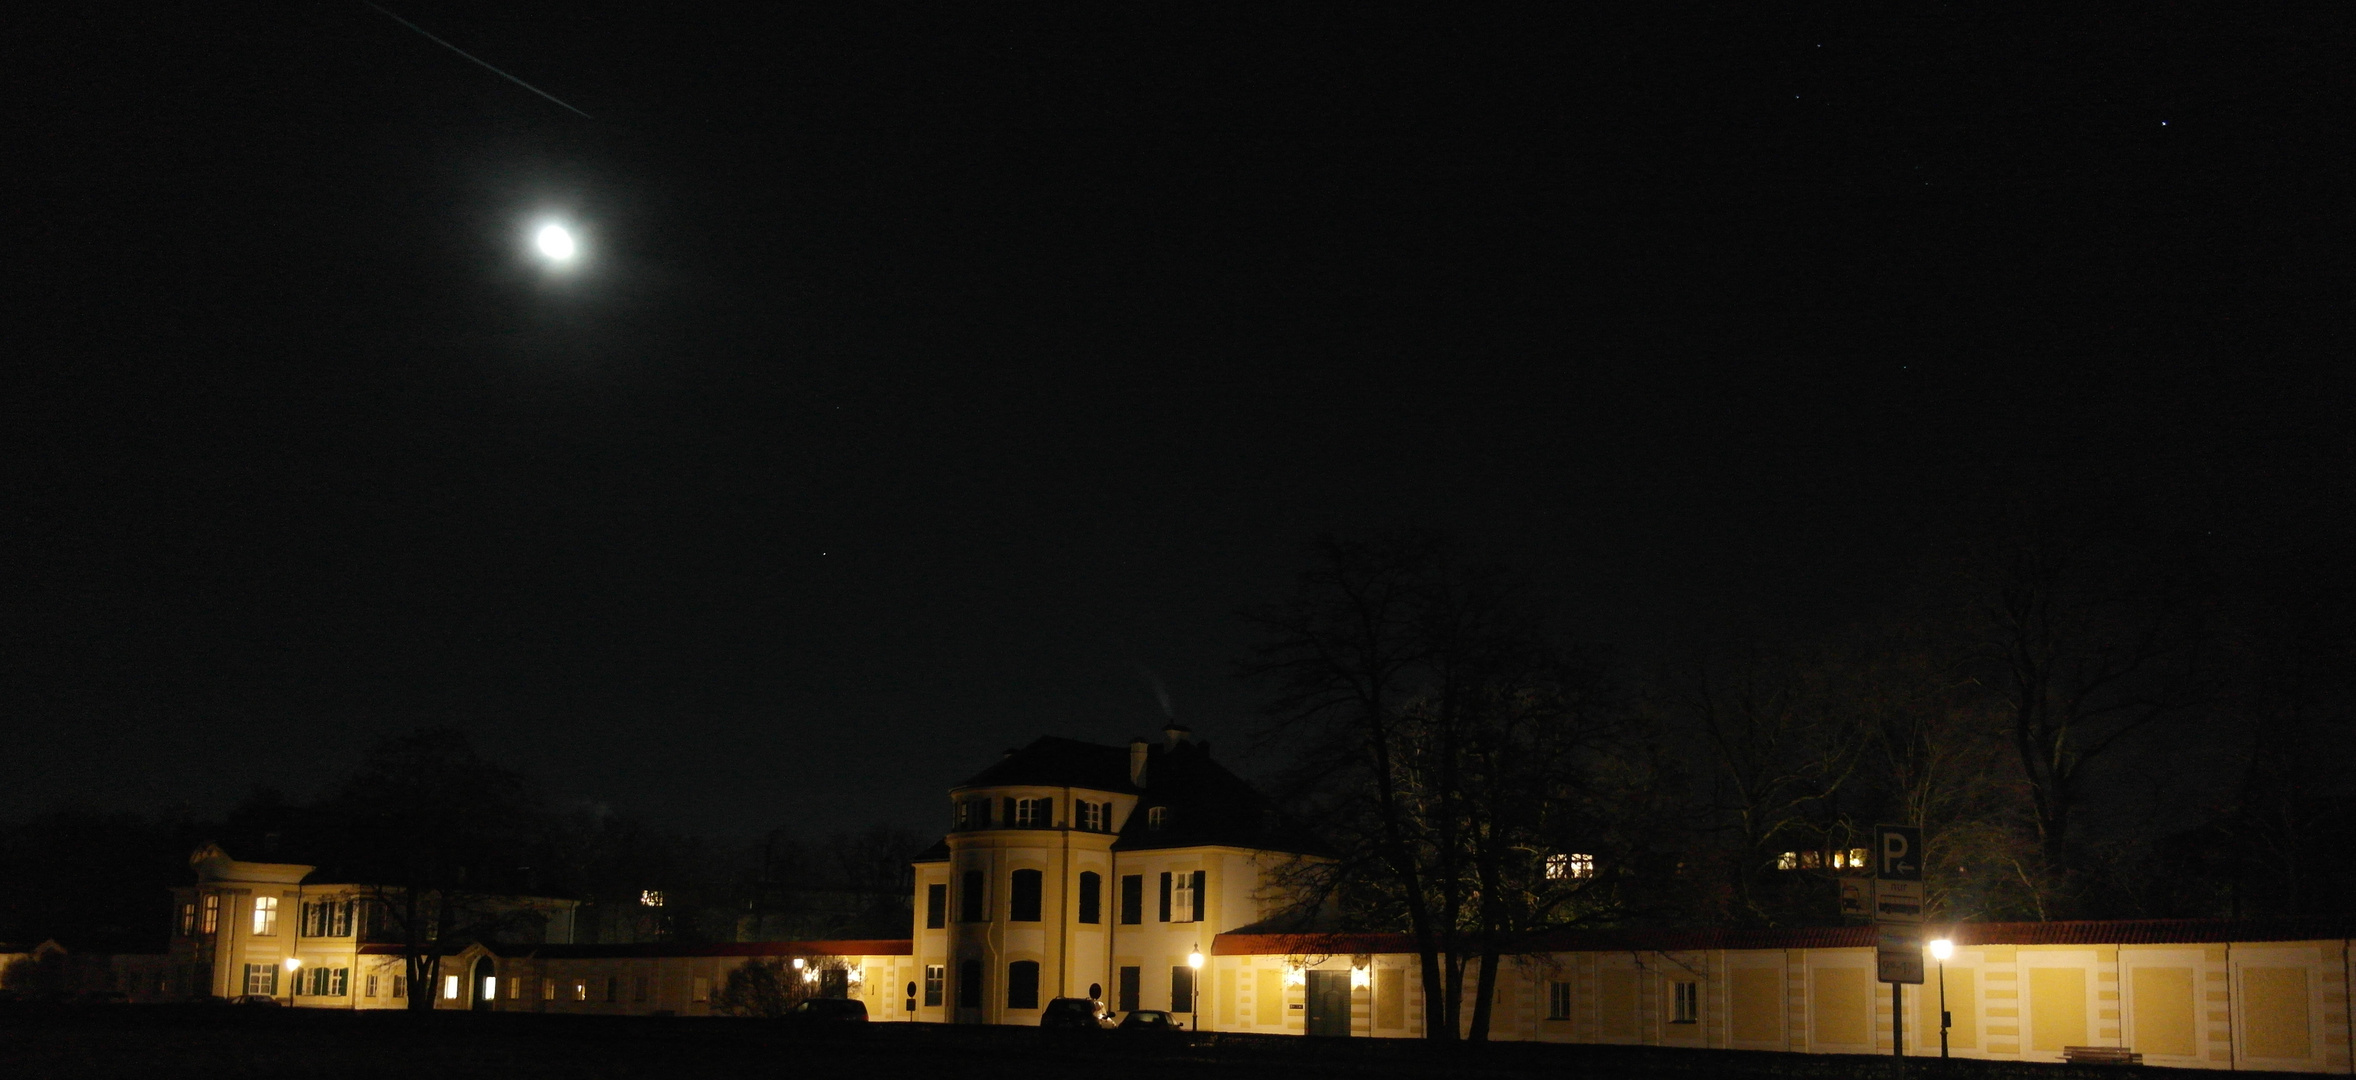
[536,224,576,261]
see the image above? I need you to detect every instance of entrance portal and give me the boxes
[471,957,495,1012]
[1305,970,1352,1037]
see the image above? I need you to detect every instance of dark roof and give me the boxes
[910,837,950,863]
[1114,740,1329,857]
[1214,918,2356,956]
[957,736,1142,794]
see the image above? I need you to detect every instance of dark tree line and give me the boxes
[1245,524,2354,1041]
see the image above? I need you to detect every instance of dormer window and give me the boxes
[1014,798,1048,828]
[1076,801,1106,832]
[956,798,994,829]
[1146,806,1168,831]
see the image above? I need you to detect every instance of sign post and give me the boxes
[1873,824,1925,1059]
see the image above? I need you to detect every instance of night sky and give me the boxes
[13,4,2351,844]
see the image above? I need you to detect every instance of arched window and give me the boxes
[1007,960,1040,1010]
[957,959,982,1008]
[1010,869,1043,922]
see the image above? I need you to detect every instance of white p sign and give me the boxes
[1876,824,1922,881]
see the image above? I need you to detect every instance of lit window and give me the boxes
[574,980,588,1002]
[244,963,276,996]
[202,894,220,934]
[480,976,495,999]
[1847,847,1868,870]
[924,964,944,1007]
[443,975,461,1000]
[544,978,556,1000]
[1777,851,1798,871]
[1800,850,1823,870]
[1546,853,1596,880]
[639,890,665,908]
[1548,981,1572,1020]
[509,977,523,1000]
[1673,980,1699,1023]
[178,902,197,936]
[252,896,279,935]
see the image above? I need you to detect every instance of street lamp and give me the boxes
[1928,937,1954,1059]
[284,956,302,1004]
[1187,946,1204,1031]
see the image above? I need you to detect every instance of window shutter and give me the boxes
[1001,797,1015,825]
[1191,870,1207,922]
[1158,872,1172,922]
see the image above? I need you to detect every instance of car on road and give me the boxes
[1038,997,1112,1029]
[781,998,868,1024]
[1115,1009,1183,1032]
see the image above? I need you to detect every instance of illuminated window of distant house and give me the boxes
[924,964,944,1007]
[1837,848,1868,870]
[960,870,986,922]
[1007,961,1040,1010]
[1077,800,1105,831]
[926,883,948,929]
[1010,869,1043,921]
[639,890,665,907]
[1119,874,1143,924]
[1673,981,1699,1023]
[544,978,556,1000]
[443,975,461,1000]
[1777,851,1799,871]
[178,901,197,936]
[509,977,523,1000]
[245,963,276,996]
[1548,981,1572,1020]
[1014,798,1048,827]
[574,980,589,1002]
[1799,850,1823,870]
[252,896,279,935]
[1077,872,1102,924]
[1546,853,1596,880]
[202,894,220,934]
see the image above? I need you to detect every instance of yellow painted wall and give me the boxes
[1375,969,1405,1029]
[1255,969,1282,1027]
[2130,967,2196,1058]
[1812,968,1870,1046]
[2029,967,2088,1051]
[2242,967,2310,1061]
[1600,968,1637,1038]
[1217,969,1236,1027]
[1941,967,1977,1050]
[1731,966,1782,1045]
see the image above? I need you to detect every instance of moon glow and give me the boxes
[536,224,577,260]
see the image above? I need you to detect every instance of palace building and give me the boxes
[118,729,2353,1073]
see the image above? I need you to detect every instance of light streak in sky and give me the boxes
[364,3,592,120]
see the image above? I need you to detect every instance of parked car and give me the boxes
[228,994,284,1007]
[1038,997,1112,1029]
[1116,1009,1183,1032]
[780,997,867,1024]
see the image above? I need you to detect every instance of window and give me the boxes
[1007,961,1040,1010]
[366,975,380,999]
[443,975,460,1000]
[1673,980,1699,1023]
[252,895,279,935]
[1077,800,1105,831]
[1547,853,1597,880]
[956,797,993,829]
[509,977,523,1000]
[957,960,982,1008]
[544,979,557,1000]
[1799,850,1823,870]
[1170,966,1196,1014]
[202,894,220,934]
[1009,869,1043,922]
[1548,981,1572,1020]
[178,902,197,936]
[575,980,589,1002]
[1118,966,1140,1012]
[1119,874,1143,924]
[1159,872,1172,922]
[1834,847,1868,870]
[330,968,348,996]
[691,977,710,1004]
[1146,806,1168,830]
[1077,872,1102,924]
[302,900,352,937]
[926,884,948,929]
[923,964,944,1007]
[244,963,276,996]
[634,976,649,1003]
[1013,797,1048,827]
[1776,851,1798,871]
[1171,870,1204,922]
[639,890,666,907]
[393,976,406,1000]
[959,870,985,922]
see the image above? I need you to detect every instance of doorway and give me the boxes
[1306,970,1352,1037]
[470,957,495,1012]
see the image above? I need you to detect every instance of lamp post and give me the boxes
[1928,938,1954,1059]
[1187,946,1204,1031]
[284,956,302,1005]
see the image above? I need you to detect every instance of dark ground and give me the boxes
[0,1007,2312,1079]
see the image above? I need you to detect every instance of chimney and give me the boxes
[1129,740,1150,787]
[1163,723,1192,749]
